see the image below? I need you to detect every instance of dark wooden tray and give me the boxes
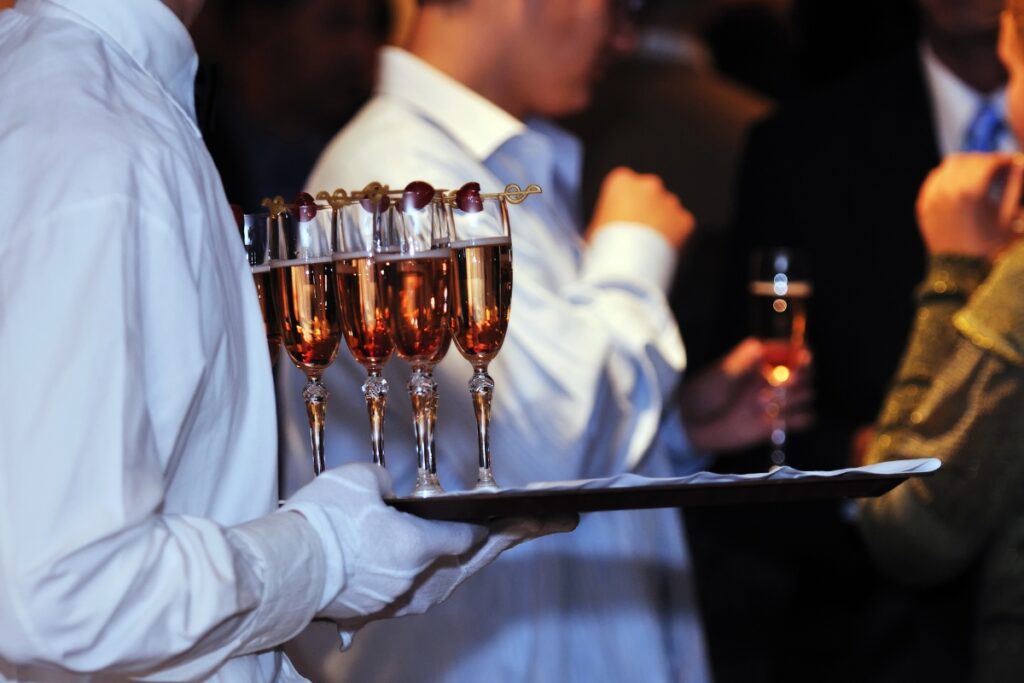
[387,467,934,521]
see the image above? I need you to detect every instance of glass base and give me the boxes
[412,471,445,498]
[474,468,500,491]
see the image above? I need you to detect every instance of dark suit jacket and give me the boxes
[732,48,938,452]
[687,47,976,683]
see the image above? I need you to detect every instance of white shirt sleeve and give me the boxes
[0,198,324,679]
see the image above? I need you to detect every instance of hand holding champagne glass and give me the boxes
[749,248,810,468]
[271,193,342,476]
[447,183,514,490]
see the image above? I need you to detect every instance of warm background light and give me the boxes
[770,365,791,385]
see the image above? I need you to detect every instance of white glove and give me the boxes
[328,510,579,648]
[281,463,577,648]
[378,513,579,614]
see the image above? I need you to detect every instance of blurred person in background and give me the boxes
[190,0,390,211]
[565,0,773,373]
[860,155,1024,682]
[0,0,568,679]
[278,0,812,680]
[858,5,1024,679]
[693,0,1011,680]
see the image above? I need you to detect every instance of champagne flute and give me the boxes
[335,189,395,468]
[270,193,342,476]
[242,211,282,364]
[447,182,513,490]
[749,247,811,468]
[379,182,453,497]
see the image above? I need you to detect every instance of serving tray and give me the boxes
[386,459,939,521]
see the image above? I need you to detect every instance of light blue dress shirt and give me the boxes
[279,47,711,682]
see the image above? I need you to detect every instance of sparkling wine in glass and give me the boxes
[749,247,810,468]
[242,211,283,364]
[336,192,395,469]
[271,193,342,476]
[447,183,513,490]
[379,182,453,497]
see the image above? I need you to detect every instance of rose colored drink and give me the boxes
[275,257,341,373]
[451,236,513,366]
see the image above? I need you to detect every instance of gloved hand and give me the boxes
[328,512,579,648]
[281,463,577,648]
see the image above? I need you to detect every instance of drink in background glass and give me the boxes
[749,247,810,468]
[271,194,341,476]
[448,183,513,490]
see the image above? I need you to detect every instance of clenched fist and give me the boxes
[588,167,695,250]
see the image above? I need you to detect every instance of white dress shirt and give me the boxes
[279,47,710,682]
[920,41,1014,156]
[0,1,326,680]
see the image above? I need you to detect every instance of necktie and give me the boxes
[962,100,1006,152]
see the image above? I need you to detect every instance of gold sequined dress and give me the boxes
[859,242,1024,681]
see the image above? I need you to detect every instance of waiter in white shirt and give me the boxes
[0,1,572,680]
[278,0,814,681]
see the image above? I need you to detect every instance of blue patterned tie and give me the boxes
[962,100,1006,152]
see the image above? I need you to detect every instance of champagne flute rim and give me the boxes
[333,249,373,261]
[749,280,813,296]
[380,246,453,261]
[450,236,511,249]
[269,255,335,268]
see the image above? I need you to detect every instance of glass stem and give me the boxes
[426,368,439,475]
[409,367,443,496]
[769,383,787,468]
[469,366,498,489]
[302,376,329,477]
[362,369,388,468]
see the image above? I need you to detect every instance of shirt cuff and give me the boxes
[915,254,990,302]
[582,222,678,293]
[953,242,1024,367]
[662,406,712,476]
[226,510,326,653]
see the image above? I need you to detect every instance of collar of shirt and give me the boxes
[920,40,1013,156]
[18,0,200,135]
[375,46,582,198]
[377,46,525,162]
